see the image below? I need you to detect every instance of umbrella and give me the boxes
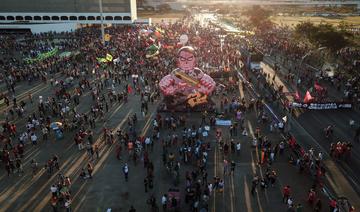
[65,77,73,84]
[50,122,62,130]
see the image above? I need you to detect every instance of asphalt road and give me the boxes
[0,68,335,212]
[1,13,359,210]
[259,54,360,208]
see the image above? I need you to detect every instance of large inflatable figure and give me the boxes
[159,46,216,110]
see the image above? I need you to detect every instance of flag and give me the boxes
[282,116,287,123]
[303,90,314,103]
[314,82,324,91]
[104,34,111,42]
[127,85,133,94]
[106,53,113,62]
[97,58,108,63]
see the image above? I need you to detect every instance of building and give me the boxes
[0,0,138,33]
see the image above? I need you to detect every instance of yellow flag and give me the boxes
[105,34,111,42]
[106,53,113,62]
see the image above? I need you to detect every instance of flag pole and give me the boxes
[99,0,105,45]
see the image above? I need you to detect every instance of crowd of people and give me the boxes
[0,14,357,212]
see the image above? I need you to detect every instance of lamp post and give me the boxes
[99,0,105,45]
[296,46,327,88]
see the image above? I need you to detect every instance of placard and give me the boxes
[215,119,232,126]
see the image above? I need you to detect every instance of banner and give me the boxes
[25,48,59,64]
[289,102,352,110]
[215,119,232,126]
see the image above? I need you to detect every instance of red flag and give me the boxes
[127,85,133,94]
[314,82,324,91]
[303,90,313,103]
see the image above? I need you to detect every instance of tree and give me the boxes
[312,25,349,51]
[294,22,351,51]
[243,6,272,29]
[137,0,145,7]
[294,21,317,40]
[158,4,171,12]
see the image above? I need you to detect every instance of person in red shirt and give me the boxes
[329,199,337,211]
[307,189,316,205]
[282,185,291,203]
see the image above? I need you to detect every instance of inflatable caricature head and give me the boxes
[159,45,216,99]
[177,46,196,72]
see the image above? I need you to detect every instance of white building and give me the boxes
[0,0,138,33]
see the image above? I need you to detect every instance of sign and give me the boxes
[290,102,352,110]
[215,119,232,126]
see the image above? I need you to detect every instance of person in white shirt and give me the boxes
[123,164,129,182]
[31,133,37,145]
[50,185,58,196]
[278,122,284,132]
[236,142,241,155]
[145,137,151,150]
[161,194,167,210]
[65,197,72,212]
[252,138,257,148]
[242,128,248,136]
[287,197,293,208]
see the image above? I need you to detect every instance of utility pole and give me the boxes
[297,47,326,88]
[99,0,105,45]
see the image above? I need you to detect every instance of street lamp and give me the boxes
[99,0,105,45]
[296,46,327,87]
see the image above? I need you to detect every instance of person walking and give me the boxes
[314,199,322,212]
[161,194,167,212]
[282,185,291,203]
[230,161,236,175]
[295,203,303,212]
[87,163,93,179]
[251,175,259,195]
[65,196,72,212]
[129,205,136,212]
[307,189,316,205]
[236,142,241,155]
[123,163,129,182]
[144,177,149,193]
[31,132,38,145]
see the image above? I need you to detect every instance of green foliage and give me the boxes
[294,22,351,51]
[158,4,171,12]
[243,6,272,29]
[294,21,317,40]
